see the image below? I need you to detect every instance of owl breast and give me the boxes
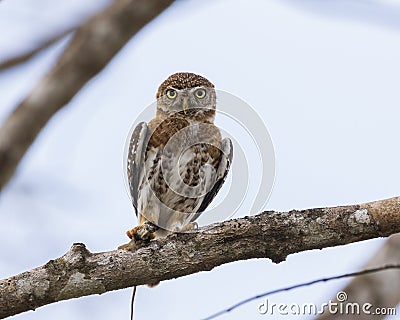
[137,116,222,231]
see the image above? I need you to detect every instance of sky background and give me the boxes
[1,0,400,319]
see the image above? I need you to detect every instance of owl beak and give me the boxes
[182,97,189,115]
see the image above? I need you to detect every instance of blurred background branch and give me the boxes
[1,196,400,319]
[0,0,174,192]
[0,27,75,71]
[317,233,400,320]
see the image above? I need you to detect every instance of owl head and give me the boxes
[156,72,216,122]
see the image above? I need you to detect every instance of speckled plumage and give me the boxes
[124,72,233,242]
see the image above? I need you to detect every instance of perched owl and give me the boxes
[121,72,233,245]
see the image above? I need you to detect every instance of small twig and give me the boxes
[0,27,75,71]
[201,264,400,320]
[130,286,137,320]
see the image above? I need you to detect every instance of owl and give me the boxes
[121,72,233,246]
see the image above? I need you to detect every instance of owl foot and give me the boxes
[117,239,136,250]
[118,222,159,250]
[131,221,159,241]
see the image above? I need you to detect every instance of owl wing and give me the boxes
[127,121,149,216]
[192,137,233,221]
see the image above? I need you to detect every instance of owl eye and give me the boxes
[194,88,206,99]
[166,89,177,99]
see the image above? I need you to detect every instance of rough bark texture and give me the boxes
[0,0,174,191]
[1,196,400,319]
[317,233,400,320]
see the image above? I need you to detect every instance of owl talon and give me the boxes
[119,222,160,250]
[190,222,199,230]
[126,222,159,242]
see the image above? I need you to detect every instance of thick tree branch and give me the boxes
[1,196,400,319]
[0,0,174,191]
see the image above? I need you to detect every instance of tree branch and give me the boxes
[0,0,174,192]
[1,196,400,319]
[0,27,75,71]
